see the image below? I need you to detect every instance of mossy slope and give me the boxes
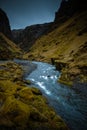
[0,62,69,130]
[24,11,87,85]
[0,33,22,59]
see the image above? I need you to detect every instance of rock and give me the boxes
[23,80,31,85]
[0,8,13,40]
[51,58,55,65]
[31,87,42,95]
[0,9,22,60]
[54,0,87,23]
[55,60,68,71]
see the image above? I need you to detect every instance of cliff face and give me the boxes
[24,0,87,85]
[0,9,22,59]
[55,0,87,23]
[12,23,52,52]
[0,8,12,40]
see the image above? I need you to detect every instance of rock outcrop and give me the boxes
[0,8,12,40]
[0,9,22,59]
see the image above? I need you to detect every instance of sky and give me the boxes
[0,0,62,29]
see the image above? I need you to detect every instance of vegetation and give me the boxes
[24,11,87,86]
[0,1,87,129]
[0,61,68,130]
[0,33,22,60]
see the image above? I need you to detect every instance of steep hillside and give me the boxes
[12,23,52,51]
[0,8,12,40]
[55,0,87,23]
[0,8,22,60]
[0,33,22,59]
[24,0,87,85]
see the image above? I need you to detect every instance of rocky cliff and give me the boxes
[0,9,22,59]
[55,0,87,23]
[0,8,12,40]
[12,23,52,51]
[24,0,87,86]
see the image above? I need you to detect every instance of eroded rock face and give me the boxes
[0,8,12,40]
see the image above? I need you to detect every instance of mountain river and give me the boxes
[15,60,87,130]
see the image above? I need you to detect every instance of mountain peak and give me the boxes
[55,0,87,22]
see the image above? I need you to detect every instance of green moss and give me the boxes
[0,33,22,60]
[58,78,73,86]
[0,96,30,127]
[0,61,69,130]
[79,74,87,83]
[18,87,35,104]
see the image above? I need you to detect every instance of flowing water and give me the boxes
[15,60,87,130]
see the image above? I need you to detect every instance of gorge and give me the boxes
[0,0,87,130]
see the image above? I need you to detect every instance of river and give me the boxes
[15,60,87,130]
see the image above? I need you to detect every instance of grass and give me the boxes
[23,11,87,86]
[0,33,22,59]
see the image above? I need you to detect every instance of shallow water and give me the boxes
[25,61,87,130]
[14,60,87,130]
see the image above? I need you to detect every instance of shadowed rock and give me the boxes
[0,8,13,40]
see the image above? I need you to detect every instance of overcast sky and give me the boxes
[0,0,62,29]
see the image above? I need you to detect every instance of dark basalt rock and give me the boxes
[0,8,12,40]
[54,0,87,23]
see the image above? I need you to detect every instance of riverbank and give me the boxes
[14,59,37,78]
[0,60,69,130]
[25,61,87,130]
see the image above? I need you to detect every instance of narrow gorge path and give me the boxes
[15,60,87,130]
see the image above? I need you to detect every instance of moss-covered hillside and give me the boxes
[24,10,87,85]
[0,33,22,59]
[0,61,68,130]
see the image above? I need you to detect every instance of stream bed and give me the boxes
[15,60,87,130]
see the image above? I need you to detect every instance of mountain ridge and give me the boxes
[12,23,52,51]
[23,0,87,86]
